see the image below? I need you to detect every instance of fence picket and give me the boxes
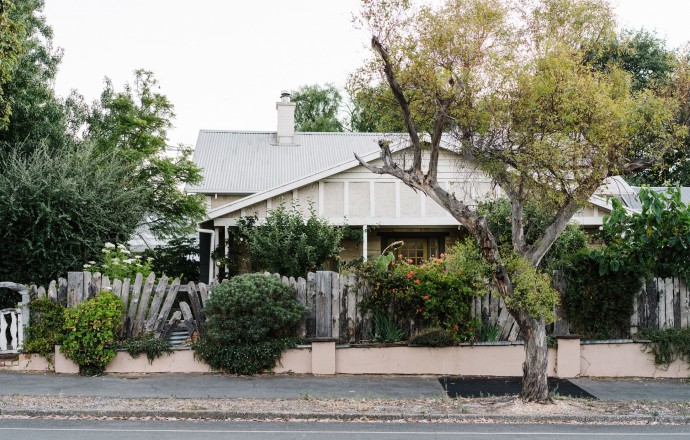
[126,273,144,336]
[48,280,57,302]
[111,279,122,299]
[144,276,169,332]
[132,272,156,336]
[155,278,181,335]
[198,283,209,308]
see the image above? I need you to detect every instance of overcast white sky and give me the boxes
[43,0,690,147]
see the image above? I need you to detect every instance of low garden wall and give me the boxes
[3,337,687,378]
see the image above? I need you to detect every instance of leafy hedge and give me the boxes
[562,249,643,339]
[193,274,306,375]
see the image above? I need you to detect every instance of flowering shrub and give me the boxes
[84,242,153,280]
[356,239,487,342]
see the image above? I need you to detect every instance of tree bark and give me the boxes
[518,314,551,402]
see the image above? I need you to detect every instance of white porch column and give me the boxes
[362,225,368,261]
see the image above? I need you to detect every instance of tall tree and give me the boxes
[582,28,690,185]
[0,0,69,154]
[86,70,205,238]
[0,0,22,130]
[353,0,682,402]
[292,83,344,132]
[585,28,674,92]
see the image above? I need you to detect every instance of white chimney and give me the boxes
[276,90,296,144]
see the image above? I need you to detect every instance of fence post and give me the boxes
[314,271,333,338]
[67,272,83,308]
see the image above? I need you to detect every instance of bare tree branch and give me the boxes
[371,35,422,172]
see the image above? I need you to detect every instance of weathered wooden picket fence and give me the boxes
[631,277,690,334]
[8,270,689,352]
[471,276,690,340]
[271,271,370,342]
[30,272,212,340]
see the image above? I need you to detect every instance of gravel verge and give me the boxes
[1,395,689,424]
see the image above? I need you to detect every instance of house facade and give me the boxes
[188,92,635,283]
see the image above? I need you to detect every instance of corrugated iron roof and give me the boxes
[187,131,408,194]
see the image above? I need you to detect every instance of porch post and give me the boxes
[362,225,368,261]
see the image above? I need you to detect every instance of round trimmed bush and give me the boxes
[193,274,307,375]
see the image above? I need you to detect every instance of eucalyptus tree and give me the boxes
[353,0,683,402]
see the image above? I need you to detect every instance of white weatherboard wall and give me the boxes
[213,149,607,228]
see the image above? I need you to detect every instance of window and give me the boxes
[382,233,445,265]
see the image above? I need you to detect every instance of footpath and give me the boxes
[0,371,689,424]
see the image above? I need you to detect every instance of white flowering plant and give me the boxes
[84,242,153,281]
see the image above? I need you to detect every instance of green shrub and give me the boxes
[121,332,173,364]
[61,292,124,375]
[241,204,342,278]
[368,312,405,343]
[641,328,690,368]
[193,274,307,375]
[356,239,485,339]
[0,145,147,285]
[408,327,456,347]
[562,249,643,339]
[22,298,65,361]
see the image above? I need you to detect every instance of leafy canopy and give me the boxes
[601,186,690,280]
[292,83,344,132]
[86,70,206,238]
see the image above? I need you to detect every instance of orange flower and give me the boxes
[390,261,395,266]
[414,279,420,284]
[407,271,414,279]
[423,295,429,300]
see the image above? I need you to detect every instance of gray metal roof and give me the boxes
[632,186,690,206]
[187,131,405,194]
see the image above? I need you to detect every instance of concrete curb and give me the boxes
[2,408,689,424]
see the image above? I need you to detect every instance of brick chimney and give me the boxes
[276,90,296,144]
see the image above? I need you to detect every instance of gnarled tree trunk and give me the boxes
[517,315,550,402]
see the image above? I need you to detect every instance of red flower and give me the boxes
[423,295,429,300]
[414,279,420,284]
[453,325,459,331]
[407,271,414,279]
[418,308,423,313]
[407,259,413,264]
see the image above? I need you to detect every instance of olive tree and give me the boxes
[353,0,683,402]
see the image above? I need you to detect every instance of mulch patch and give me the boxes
[440,376,596,399]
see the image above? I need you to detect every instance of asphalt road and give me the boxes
[1,419,689,440]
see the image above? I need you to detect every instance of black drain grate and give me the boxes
[439,376,596,399]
